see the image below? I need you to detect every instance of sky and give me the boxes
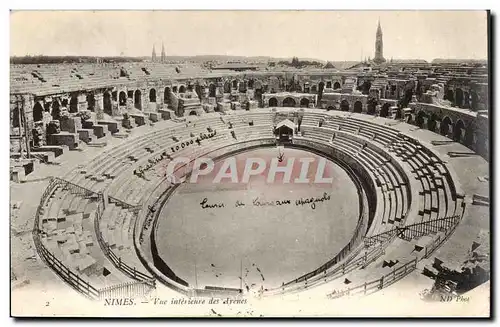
[9,10,488,62]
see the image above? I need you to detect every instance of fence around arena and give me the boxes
[326,213,464,300]
[32,177,155,301]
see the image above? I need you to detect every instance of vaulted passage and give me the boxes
[269,98,278,107]
[283,97,296,107]
[353,101,363,113]
[103,92,112,116]
[340,100,350,112]
[134,90,142,110]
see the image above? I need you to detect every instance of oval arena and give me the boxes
[10,59,489,304]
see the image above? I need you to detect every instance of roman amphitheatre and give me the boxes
[10,29,490,316]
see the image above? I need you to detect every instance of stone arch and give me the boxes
[179,85,186,94]
[12,107,20,128]
[470,91,479,111]
[209,84,217,97]
[164,87,171,103]
[380,103,390,117]
[86,93,95,111]
[445,89,455,105]
[353,101,363,113]
[149,88,157,102]
[134,90,142,110]
[195,85,203,100]
[464,91,470,108]
[268,97,278,107]
[224,81,231,93]
[318,81,325,102]
[103,91,112,116]
[455,88,464,108]
[51,100,61,120]
[428,113,438,133]
[119,91,127,106]
[326,81,332,89]
[69,94,79,113]
[232,80,238,90]
[283,97,296,107]
[33,102,43,122]
[367,99,377,115]
[300,98,310,108]
[440,116,453,137]
[340,100,350,111]
[416,110,427,128]
[189,110,198,116]
[453,119,465,143]
[239,81,247,93]
[334,82,341,90]
[172,86,178,93]
[464,124,475,147]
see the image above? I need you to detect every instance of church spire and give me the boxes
[161,42,166,63]
[152,44,157,62]
[373,19,386,64]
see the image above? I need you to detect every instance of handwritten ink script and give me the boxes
[200,193,331,210]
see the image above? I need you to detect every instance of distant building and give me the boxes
[373,20,386,65]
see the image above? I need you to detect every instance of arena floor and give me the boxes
[154,147,360,291]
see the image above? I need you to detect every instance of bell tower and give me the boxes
[373,19,386,64]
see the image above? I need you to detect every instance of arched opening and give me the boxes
[471,91,479,111]
[51,100,61,120]
[209,84,217,97]
[149,89,157,102]
[367,99,377,115]
[317,81,325,103]
[224,81,231,93]
[327,106,335,111]
[333,82,341,90]
[440,116,452,137]
[12,107,20,128]
[164,87,171,104]
[455,88,464,108]
[33,102,43,122]
[464,91,470,108]
[86,93,95,112]
[268,98,278,107]
[353,101,363,113]
[428,113,438,133]
[172,86,178,93]
[453,119,465,143]
[239,81,247,93]
[179,85,186,94]
[300,98,310,108]
[189,111,198,116]
[195,85,203,100]
[232,80,238,90]
[69,94,78,113]
[119,91,127,106]
[326,81,332,89]
[445,89,455,105]
[380,103,390,118]
[134,90,142,110]
[416,111,427,128]
[283,97,296,107]
[103,92,112,116]
[340,100,350,111]
[359,81,371,95]
[464,124,475,147]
